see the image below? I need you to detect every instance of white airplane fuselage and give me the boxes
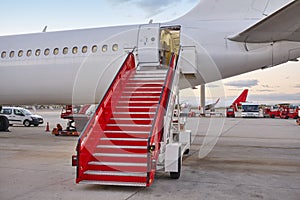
[0,0,299,105]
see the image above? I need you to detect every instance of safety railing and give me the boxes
[75,53,136,182]
[146,53,178,186]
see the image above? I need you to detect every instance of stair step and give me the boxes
[89,161,147,167]
[125,83,163,87]
[124,86,163,90]
[101,138,148,142]
[117,101,159,107]
[104,132,149,139]
[121,94,161,98]
[128,78,165,81]
[118,101,158,103]
[110,117,153,121]
[95,145,148,154]
[94,153,147,158]
[104,130,150,134]
[81,174,147,184]
[84,170,147,177]
[123,91,161,94]
[97,145,147,149]
[109,119,153,125]
[116,102,158,107]
[106,123,152,127]
[92,153,147,163]
[119,98,160,102]
[111,112,155,119]
[129,78,165,81]
[98,138,148,146]
[135,70,167,74]
[105,124,151,132]
[87,163,147,172]
[113,107,157,112]
[130,75,166,78]
[79,180,147,187]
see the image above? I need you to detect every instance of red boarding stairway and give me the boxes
[74,52,178,187]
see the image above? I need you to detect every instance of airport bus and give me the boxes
[241,102,260,118]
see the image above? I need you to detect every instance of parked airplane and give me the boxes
[226,89,249,117]
[0,1,297,106]
[230,89,249,112]
[204,98,220,111]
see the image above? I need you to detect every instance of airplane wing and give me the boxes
[229,0,300,43]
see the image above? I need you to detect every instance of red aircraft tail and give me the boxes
[231,89,248,111]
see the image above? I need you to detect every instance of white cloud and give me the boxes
[225,79,258,88]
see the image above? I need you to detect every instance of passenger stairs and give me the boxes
[74,52,191,187]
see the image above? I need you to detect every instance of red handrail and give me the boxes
[146,53,177,186]
[76,53,135,182]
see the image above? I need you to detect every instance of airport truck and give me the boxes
[264,104,299,119]
[241,102,260,118]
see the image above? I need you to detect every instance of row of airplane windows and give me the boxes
[0,44,119,59]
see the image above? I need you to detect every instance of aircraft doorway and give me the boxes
[160,26,181,67]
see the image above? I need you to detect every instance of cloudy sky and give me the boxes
[0,0,299,106]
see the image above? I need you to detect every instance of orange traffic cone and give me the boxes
[46,122,50,132]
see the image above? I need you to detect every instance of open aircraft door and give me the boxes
[137,23,160,66]
[178,46,197,74]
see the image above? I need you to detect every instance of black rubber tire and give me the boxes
[34,124,39,127]
[0,116,9,131]
[271,115,275,118]
[23,120,31,127]
[170,155,181,179]
[184,149,190,155]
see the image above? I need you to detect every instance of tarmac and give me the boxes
[0,110,299,200]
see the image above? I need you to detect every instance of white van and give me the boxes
[0,107,44,127]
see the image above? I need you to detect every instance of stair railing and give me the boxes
[75,52,136,183]
[162,49,181,145]
[146,52,178,186]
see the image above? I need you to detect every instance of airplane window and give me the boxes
[102,45,108,52]
[9,51,15,58]
[27,50,32,57]
[35,49,41,56]
[44,48,50,56]
[63,47,68,55]
[112,44,118,51]
[81,46,88,53]
[82,46,88,53]
[18,50,23,57]
[53,48,59,55]
[92,45,97,53]
[72,46,78,54]
[1,51,6,58]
